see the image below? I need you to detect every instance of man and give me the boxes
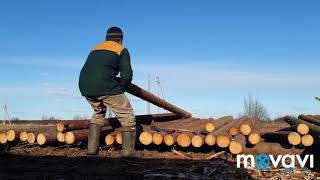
[79,26,139,157]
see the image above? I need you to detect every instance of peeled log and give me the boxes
[126,83,192,117]
[248,132,261,145]
[0,133,7,144]
[229,141,243,154]
[212,116,250,136]
[263,131,301,146]
[177,133,191,148]
[301,134,314,147]
[298,115,320,126]
[205,134,216,146]
[216,135,230,148]
[191,135,204,148]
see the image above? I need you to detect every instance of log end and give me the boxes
[216,135,230,148]
[163,134,175,146]
[288,132,301,145]
[205,122,215,133]
[6,130,16,142]
[19,131,29,142]
[205,134,216,146]
[56,132,65,143]
[191,135,203,148]
[27,133,36,144]
[229,141,243,154]
[301,134,314,147]
[64,132,75,144]
[177,133,191,148]
[248,132,261,145]
[37,134,46,145]
[297,123,309,135]
[0,133,7,144]
[56,122,65,132]
[115,132,122,145]
[105,134,115,145]
[240,123,251,136]
[152,133,163,145]
[228,127,239,136]
[139,132,153,145]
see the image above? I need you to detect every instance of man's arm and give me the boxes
[119,48,133,91]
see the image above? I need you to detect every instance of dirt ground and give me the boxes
[0,144,319,180]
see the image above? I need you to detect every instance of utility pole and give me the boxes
[147,74,151,114]
[156,77,160,114]
[3,104,11,125]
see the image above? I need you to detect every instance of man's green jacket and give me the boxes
[79,40,133,96]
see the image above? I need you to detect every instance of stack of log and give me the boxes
[262,115,320,148]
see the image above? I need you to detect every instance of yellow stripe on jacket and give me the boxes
[93,41,124,56]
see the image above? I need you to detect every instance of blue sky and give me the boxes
[0,0,319,120]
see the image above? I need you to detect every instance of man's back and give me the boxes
[79,41,133,96]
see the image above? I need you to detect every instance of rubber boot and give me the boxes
[121,126,142,158]
[87,123,101,155]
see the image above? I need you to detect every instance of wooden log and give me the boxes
[115,131,122,145]
[176,133,191,148]
[228,127,239,136]
[191,134,204,148]
[27,133,36,144]
[139,132,153,145]
[216,135,230,148]
[163,134,176,146]
[204,134,216,146]
[19,131,28,142]
[229,141,243,154]
[0,133,7,144]
[152,132,163,145]
[205,122,215,133]
[313,115,320,120]
[6,130,18,142]
[263,131,301,146]
[284,116,320,143]
[64,126,112,144]
[239,123,252,136]
[301,134,314,147]
[248,132,261,145]
[278,123,309,135]
[126,83,192,117]
[212,116,250,136]
[56,132,65,143]
[298,114,320,126]
[57,113,180,132]
[105,134,115,145]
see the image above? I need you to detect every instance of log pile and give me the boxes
[1,114,320,156]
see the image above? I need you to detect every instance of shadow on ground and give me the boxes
[0,151,251,180]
